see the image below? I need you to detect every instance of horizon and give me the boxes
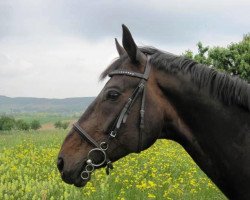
[0,95,96,99]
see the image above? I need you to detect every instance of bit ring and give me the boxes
[87,148,107,167]
[81,171,89,180]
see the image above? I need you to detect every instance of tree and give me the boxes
[194,42,211,65]
[183,41,211,65]
[30,120,41,130]
[54,121,69,129]
[54,121,62,129]
[61,122,69,130]
[15,119,30,131]
[0,116,15,131]
[209,34,250,81]
[183,34,250,82]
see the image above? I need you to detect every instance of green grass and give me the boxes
[2,113,79,125]
[0,130,64,150]
[0,130,226,200]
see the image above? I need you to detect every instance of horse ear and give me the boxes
[122,24,145,63]
[115,38,125,56]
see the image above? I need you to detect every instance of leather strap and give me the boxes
[73,122,100,148]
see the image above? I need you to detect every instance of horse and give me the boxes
[57,25,250,200]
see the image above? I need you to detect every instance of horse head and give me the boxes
[57,25,174,187]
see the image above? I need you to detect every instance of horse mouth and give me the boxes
[61,174,90,188]
[60,168,91,188]
[74,172,90,187]
[73,178,89,187]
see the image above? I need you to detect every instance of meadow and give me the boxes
[0,129,226,200]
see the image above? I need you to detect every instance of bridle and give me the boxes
[73,55,151,180]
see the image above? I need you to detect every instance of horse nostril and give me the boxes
[57,157,64,172]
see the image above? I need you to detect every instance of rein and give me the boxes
[73,55,151,180]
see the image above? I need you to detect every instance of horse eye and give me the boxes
[106,90,120,101]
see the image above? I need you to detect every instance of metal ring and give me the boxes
[100,142,108,151]
[85,164,94,173]
[81,171,89,180]
[86,159,92,165]
[87,148,106,167]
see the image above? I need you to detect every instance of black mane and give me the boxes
[101,47,250,111]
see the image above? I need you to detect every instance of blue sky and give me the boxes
[0,0,249,98]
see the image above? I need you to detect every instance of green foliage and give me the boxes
[30,120,41,130]
[15,119,30,131]
[183,41,211,65]
[183,34,250,82]
[54,121,62,129]
[61,122,69,130]
[0,116,15,131]
[209,34,250,81]
[0,116,42,131]
[54,121,69,129]
[193,42,211,65]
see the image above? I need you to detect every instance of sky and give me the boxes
[0,0,249,98]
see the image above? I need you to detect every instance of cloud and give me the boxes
[0,0,249,98]
[0,35,117,98]
[1,0,249,42]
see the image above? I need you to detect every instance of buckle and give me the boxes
[110,131,117,138]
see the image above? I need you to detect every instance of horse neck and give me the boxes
[156,71,250,199]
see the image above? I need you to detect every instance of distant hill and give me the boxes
[0,95,95,115]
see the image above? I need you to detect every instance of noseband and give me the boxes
[73,55,151,180]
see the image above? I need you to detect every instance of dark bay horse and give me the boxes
[57,25,250,199]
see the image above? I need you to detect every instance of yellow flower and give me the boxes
[148,193,156,198]
[148,180,156,188]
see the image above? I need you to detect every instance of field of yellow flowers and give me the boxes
[0,130,226,200]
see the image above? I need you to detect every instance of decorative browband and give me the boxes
[109,70,148,80]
